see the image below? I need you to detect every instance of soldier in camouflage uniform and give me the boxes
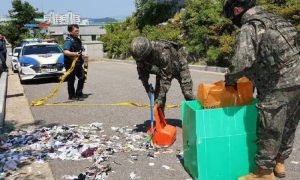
[130,37,195,110]
[223,0,300,179]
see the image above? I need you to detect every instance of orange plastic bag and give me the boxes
[197,77,254,109]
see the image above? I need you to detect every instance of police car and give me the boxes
[10,47,22,72]
[19,38,42,47]
[18,42,65,83]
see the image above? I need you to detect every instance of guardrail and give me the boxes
[0,72,8,134]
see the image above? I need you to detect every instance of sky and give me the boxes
[0,0,136,19]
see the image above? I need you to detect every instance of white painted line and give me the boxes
[94,61,134,66]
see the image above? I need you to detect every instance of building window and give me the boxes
[92,35,96,41]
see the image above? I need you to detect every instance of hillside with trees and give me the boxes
[101,0,300,67]
[0,0,43,47]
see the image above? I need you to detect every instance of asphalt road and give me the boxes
[21,61,300,180]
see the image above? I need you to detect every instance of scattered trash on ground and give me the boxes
[149,162,155,166]
[129,171,141,179]
[63,175,79,180]
[0,123,178,179]
[162,165,174,171]
[291,161,299,165]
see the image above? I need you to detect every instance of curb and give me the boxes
[189,65,227,73]
[0,72,8,133]
[100,58,227,73]
[4,69,56,179]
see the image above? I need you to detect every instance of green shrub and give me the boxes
[101,0,299,66]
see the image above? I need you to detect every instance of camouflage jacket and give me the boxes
[226,6,300,93]
[136,40,187,98]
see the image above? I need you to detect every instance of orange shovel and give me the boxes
[147,104,177,147]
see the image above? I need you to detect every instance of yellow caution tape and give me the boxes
[31,56,179,109]
[32,56,80,106]
[83,56,88,83]
[38,102,179,108]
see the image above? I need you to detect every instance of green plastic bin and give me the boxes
[182,100,258,180]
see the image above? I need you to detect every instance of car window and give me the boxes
[23,45,63,55]
[14,48,21,54]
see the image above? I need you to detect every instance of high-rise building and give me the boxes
[44,11,61,25]
[44,11,81,25]
[80,19,90,25]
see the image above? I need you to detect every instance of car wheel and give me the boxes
[13,65,18,73]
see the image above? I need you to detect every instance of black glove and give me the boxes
[225,74,237,90]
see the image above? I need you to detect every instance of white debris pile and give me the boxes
[129,171,141,179]
[111,126,151,152]
[0,123,158,179]
[0,123,108,178]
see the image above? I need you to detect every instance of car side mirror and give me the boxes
[9,53,13,56]
[13,53,19,57]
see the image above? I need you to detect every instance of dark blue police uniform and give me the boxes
[63,35,86,99]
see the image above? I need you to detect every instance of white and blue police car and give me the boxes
[9,47,22,72]
[18,42,66,83]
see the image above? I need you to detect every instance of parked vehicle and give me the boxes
[19,38,42,47]
[9,47,22,73]
[18,42,65,83]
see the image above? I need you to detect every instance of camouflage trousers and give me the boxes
[154,68,194,109]
[255,87,300,169]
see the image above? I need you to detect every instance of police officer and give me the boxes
[63,24,88,100]
[130,37,195,111]
[0,34,10,71]
[223,0,300,179]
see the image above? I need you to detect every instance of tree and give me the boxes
[258,0,300,30]
[135,0,148,9]
[100,17,140,59]
[135,0,178,31]
[101,0,299,66]
[181,0,237,66]
[143,23,183,43]
[267,0,287,5]
[0,0,43,47]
